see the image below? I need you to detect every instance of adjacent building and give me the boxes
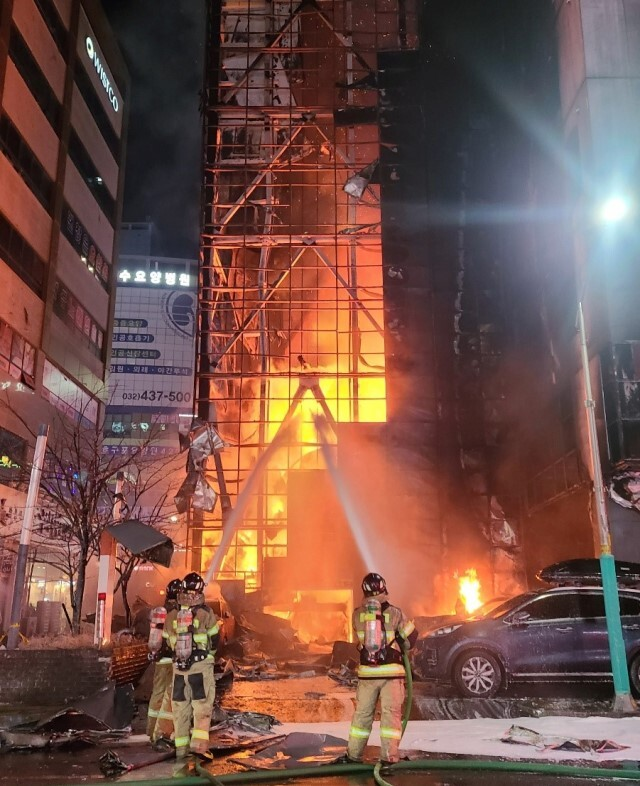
[100,222,196,610]
[0,0,128,618]
[514,0,640,576]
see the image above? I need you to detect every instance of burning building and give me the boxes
[194,0,420,611]
[191,0,533,623]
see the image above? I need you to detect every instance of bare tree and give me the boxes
[0,394,179,633]
[113,501,181,629]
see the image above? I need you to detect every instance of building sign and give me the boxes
[108,284,196,410]
[85,36,119,112]
[77,10,123,135]
[117,270,193,287]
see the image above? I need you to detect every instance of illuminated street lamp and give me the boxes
[597,195,632,225]
[578,194,636,713]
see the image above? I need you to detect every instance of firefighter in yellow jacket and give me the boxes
[146,578,181,741]
[346,573,417,766]
[163,572,221,759]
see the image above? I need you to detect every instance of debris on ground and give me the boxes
[229,659,285,680]
[0,684,133,752]
[212,708,280,734]
[500,724,630,753]
[327,663,357,687]
[327,641,358,686]
[207,708,283,753]
[330,640,359,668]
[99,748,174,777]
[230,731,347,769]
[235,611,305,658]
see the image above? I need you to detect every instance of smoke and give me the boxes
[104,1,205,257]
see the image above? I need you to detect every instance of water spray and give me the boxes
[313,414,378,573]
[203,414,300,586]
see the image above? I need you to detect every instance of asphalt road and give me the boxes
[0,675,633,785]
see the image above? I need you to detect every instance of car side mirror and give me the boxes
[509,610,531,626]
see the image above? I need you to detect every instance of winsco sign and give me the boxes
[85,36,118,112]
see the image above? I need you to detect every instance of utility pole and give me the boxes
[577,302,636,713]
[7,425,49,649]
[94,471,124,646]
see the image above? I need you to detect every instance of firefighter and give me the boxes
[163,572,221,759]
[146,578,181,743]
[345,572,417,766]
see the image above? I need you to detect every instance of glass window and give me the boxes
[620,594,640,616]
[0,213,45,297]
[33,0,68,57]
[73,61,121,160]
[518,593,579,621]
[60,204,111,291]
[67,131,116,225]
[0,425,27,487]
[0,322,12,364]
[0,114,54,212]
[575,592,605,619]
[8,27,61,133]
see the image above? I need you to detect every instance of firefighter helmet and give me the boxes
[362,572,387,597]
[182,572,205,593]
[166,578,182,601]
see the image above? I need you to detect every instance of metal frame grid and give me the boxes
[197,0,418,589]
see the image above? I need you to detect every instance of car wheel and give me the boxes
[453,649,503,699]
[629,653,640,698]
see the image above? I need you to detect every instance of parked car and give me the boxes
[412,586,640,698]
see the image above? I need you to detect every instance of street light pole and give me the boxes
[7,424,49,649]
[577,301,636,713]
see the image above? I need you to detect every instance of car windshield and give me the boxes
[469,592,538,620]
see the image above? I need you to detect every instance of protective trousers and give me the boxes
[171,660,215,757]
[347,678,405,763]
[146,661,173,739]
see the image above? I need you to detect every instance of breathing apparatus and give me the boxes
[363,596,384,662]
[175,607,194,670]
[147,578,182,659]
[361,572,388,663]
[147,606,167,658]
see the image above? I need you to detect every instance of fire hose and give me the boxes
[64,652,640,785]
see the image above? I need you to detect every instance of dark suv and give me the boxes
[412,586,640,698]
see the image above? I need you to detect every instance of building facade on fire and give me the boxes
[194,0,431,616]
[193,0,528,619]
[193,0,640,615]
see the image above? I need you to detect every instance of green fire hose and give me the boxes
[61,652,640,785]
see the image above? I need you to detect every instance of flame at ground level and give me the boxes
[458,568,482,615]
[265,589,353,644]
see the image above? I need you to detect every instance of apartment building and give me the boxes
[0,0,128,612]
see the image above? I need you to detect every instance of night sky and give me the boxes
[103,1,205,259]
[100,1,550,259]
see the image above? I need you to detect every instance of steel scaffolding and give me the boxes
[197,0,418,589]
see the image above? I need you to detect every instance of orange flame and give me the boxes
[458,569,482,614]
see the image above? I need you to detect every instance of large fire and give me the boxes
[458,569,482,615]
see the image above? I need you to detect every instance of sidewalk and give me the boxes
[276,716,640,764]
